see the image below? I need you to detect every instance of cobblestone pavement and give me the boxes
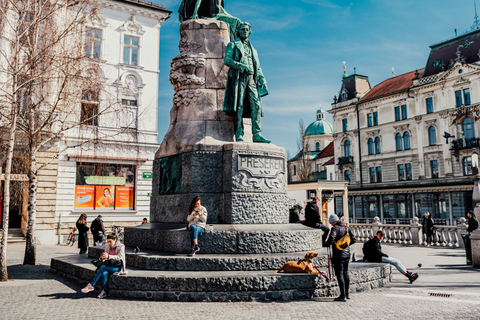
[1,243,479,320]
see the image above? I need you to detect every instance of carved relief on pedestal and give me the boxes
[170,57,206,91]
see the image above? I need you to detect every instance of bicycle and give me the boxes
[112,225,124,243]
[65,227,77,246]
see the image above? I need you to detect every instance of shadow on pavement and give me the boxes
[38,292,85,300]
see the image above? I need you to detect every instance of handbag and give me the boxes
[335,226,351,251]
[91,259,122,268]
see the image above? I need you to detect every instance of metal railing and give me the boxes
[337,156,354,165]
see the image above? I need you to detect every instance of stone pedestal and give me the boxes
[470,229,480,267]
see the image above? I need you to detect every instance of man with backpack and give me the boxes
[304,197,330,243]
[323,213,356,302]
[90,215,105,246]
[363,230,418,283]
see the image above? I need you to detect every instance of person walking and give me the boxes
[76,214,89,254]
[90,215,105,246]
[422,212,435,247]
[363,230,419,283]
[465,210,479,265]
[187,196,208,256]
[323,214,356,302]
[81,233,126,299]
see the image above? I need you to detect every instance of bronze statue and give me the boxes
[223,22,270,143]
[178,0,225,22]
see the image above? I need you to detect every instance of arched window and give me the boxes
[344,140,351,157]
[293,165,297,176]
[375,137,381,154]
[462,117,475,139]
[315,142,320,151]
[396,133,403,151]
[428,126,436,146]
[368,138,374,155]
[344,170,351,182]
[403,131,411,150]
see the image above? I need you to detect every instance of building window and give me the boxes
[403,132,411,150]
[85,28,102,59]
[431,160,439,178]
[342,118,348,132]
[315,142,320,151]
[368,138,374,155]
[344,140,351,157]
[376,166,382,182]
[405,163,412,180]
[455,90,463,107]
[398,164,405,181]
[75,163,136,210]
[375,137,381,154]
[344,170,351,182]
[81,90,99,126]
[396,133,403,151]
[462,117,475,139]
[401,105,407,120]
[463,157,472,176]
[464,88,471,106]
[426,97,433,114]
[367,113,373,127]
[293,165,296,176]
[395,106,401,121]
[369,167,376,183]
[373,111,378,126]
[428,126,436,146]
[123,35,139,66]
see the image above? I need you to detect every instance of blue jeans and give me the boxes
[90,265,121,291]
[381,256,406,273]
[190,225,204,248]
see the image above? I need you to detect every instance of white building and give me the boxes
[329,27,480,225]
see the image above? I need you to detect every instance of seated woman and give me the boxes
[81,234,126,298]
[187,196,208,256]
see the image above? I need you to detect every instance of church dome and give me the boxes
[305,108,333,136]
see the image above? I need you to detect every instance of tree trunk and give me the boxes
[0,109,17,281]
[23,154,37,265]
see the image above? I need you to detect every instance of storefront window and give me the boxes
[75,163,135,210]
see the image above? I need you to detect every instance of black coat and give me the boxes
[362,236,388,262]
[76,222,89,250]
[467,216,479,233]
[90,217,105,238]
[323,221,356,260]
[304,201,321,228]
[422,217,434,236]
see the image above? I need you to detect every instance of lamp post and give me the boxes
[469,153,480,266]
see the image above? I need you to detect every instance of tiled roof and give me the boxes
[323,157,335,166]
[315,141,334,159]
[360,69,424,102]
[114,0,171,12]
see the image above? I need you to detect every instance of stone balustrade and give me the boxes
[350,216,468,248]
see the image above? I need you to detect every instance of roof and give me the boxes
[360,69,424,102]
[323,157,335,166]
[289,151,318,162]
[113,0,172,13]
[315,141,334,159]
[305,119,334,136]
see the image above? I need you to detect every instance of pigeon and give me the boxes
[133,246,140,254]
[417,263,422,268]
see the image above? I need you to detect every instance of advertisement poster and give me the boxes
[115,186,134,210]
[95,186,115,209]
[74,185,95,209]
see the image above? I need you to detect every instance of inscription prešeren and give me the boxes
[237,155,285,178]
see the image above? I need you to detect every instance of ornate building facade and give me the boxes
[330,28,480,225]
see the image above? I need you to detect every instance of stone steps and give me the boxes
[50,254,392,302]
[124,223,323,254]
[88,246,330,271]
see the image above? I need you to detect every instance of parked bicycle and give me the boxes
[65,227,77,246]
[112,225,124,243]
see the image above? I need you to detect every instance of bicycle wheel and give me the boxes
[66,236,72,246]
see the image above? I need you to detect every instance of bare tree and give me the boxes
[296,119,313,181]
[0,0,141,272]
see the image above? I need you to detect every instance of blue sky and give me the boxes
[151,0,476,157]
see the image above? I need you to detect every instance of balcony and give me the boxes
[450,137,480,150]
[337,156,354,165]
[312,170,327,180]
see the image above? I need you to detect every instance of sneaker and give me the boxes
[81,283,94,293]
[188,250,195,257]
[97,290,107,299]
[409,273,419,284]
[194,246,200,253]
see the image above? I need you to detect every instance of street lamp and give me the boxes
[473,153,480,217]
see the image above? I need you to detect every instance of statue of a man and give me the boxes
[222,22,270,143]
[178,0,224,22]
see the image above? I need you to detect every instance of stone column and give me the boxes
[410,216,422,245]
[342,190,349,224]
[470,229,480,266]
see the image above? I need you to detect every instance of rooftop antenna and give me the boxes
[354,67,357,74]
[392,67,395,77]
[471,0,480,31]
[455,28,458,37]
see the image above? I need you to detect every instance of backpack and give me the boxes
[335,226,351,251]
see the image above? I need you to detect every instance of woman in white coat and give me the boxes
[187,196,208,256]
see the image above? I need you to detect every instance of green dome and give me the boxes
[305,108,333,136]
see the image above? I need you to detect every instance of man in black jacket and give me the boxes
[90,215,105,246]
[464,211,479,264]
[323,214,356,302]
[363,230,418,283]
[304,197,330,243]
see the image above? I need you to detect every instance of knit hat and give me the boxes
[329,214,340,224]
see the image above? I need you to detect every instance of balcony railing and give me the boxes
[313,170,327,180]
[337,156,354,165]
[450,137,480,150]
